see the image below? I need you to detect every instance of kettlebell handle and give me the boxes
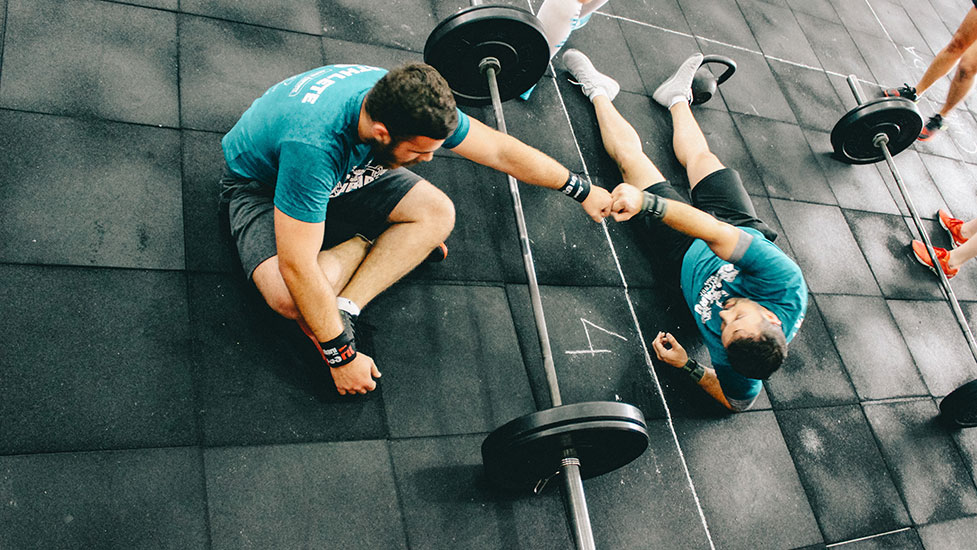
[700,54,736,86]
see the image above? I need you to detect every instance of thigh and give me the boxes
[690,169,779,242]
[326,167,423,241]
[224,175,280,280]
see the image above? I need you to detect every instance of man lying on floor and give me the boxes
[219,63,612,395]
[564,49,808,411]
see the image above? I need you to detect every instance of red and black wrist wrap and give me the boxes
[320,312,357,368]
[559,172,591,203]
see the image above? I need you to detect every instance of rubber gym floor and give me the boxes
[3,0,977,548]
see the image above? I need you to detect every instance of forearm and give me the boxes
[492,133,569,189]
[697,367,736,411]
[646,193,741,260]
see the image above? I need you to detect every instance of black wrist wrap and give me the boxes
[682,359,706,382]
[320,311,357,368]
[560,173,591,203]
[639,191,668,220]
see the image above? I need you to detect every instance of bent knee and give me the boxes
[413,180,456,235]
[252,257,301,320]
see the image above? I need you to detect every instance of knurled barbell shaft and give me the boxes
[875,135,977,361]
[483,57,597,550]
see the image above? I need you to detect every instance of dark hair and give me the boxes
[364,63,458,140]
[725,320,788,380]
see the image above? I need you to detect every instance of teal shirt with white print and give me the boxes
[680,227,807,403]
[221,64,470,223]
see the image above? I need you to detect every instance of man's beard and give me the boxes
[367,138,421,169]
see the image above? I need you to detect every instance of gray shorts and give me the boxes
[219,164,422,279]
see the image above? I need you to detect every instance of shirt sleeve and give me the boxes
[442,108,471,149]
[273,141,341,223]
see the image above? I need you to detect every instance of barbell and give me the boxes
[831,76,977,428]
[424,4,649,549]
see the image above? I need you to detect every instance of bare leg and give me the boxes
[338,180,454,308]
[938,41,977,117]
[916,8,977,95]
[961,217,977,241]
[668,102,725,188]
[948,229,977,270]
[252,236,372,320]
[592,95,666,190]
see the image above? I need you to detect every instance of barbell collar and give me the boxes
[479,56,501,75]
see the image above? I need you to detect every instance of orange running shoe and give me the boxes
[911,240,958,279]
[938,209,968,248]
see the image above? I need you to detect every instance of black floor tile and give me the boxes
[952,424,977,488]
[804,130,902,216]
[583,419,714,549]
[0,447,207,549]
[752,195,796,256]
[178,14,324,133]
[711,45,798,123]
[850,30,914,89]
[769,60,847,132]
[604,214,661,289]
[389,434,571,550]
[871,0,931,54]
[827,0,886,38]
[182,130,240,274]
[0,0,178,127]
[320,0,437,52]
[321,35,424,67]
[845,210,942,300]
[944,110,977,165]
[695,107,766,197]
[919,153,977,222]
[507,285,667,419]
[798,13,872,77]
[784,0,839,23]
[863,400,977,525]
[677,0,760,50]
[124,0,177,8]
[0,265,196,454]
[0,110,184,270]
[739,0,821,68]
[188,272,388,446]
[562,12,644,96]
[407,158,520,284]
[817,294,928,400]
[606,0,692,36]
[674,412,822,550]
[776,405,910,543]
[182,0,322,34]
[733,114,835,203]
[770,199,879,295]
[918,516,977,550]
[900,0,954,56]
[205,441,408,550]
[764,297,858,409]
[370,283,537,438]
[887,299,977,397]
[619,19,703,103]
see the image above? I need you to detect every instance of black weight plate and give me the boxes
[939,379,977,428]
[424,5,549,106]
[830,97,922,164]
[481,401,649,492]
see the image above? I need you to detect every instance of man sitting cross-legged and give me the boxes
[563,49,808,411]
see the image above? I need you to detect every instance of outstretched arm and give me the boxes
[451,116,612,222]
[651,331,754,412]
[610,183,743,260]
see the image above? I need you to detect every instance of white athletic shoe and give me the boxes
[562,48,620,101]
[652,53,704,108]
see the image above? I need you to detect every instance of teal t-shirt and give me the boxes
[680,227,808,402]
[221,64,471,223]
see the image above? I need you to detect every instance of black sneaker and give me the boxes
[425,242,448,263]
[884,83,918,102]
[918,114,946,141]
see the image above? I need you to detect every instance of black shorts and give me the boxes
[219,163,421,279]
[631,168,777,282]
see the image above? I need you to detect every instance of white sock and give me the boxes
[537,0,582,59]
[336,296,361,317]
